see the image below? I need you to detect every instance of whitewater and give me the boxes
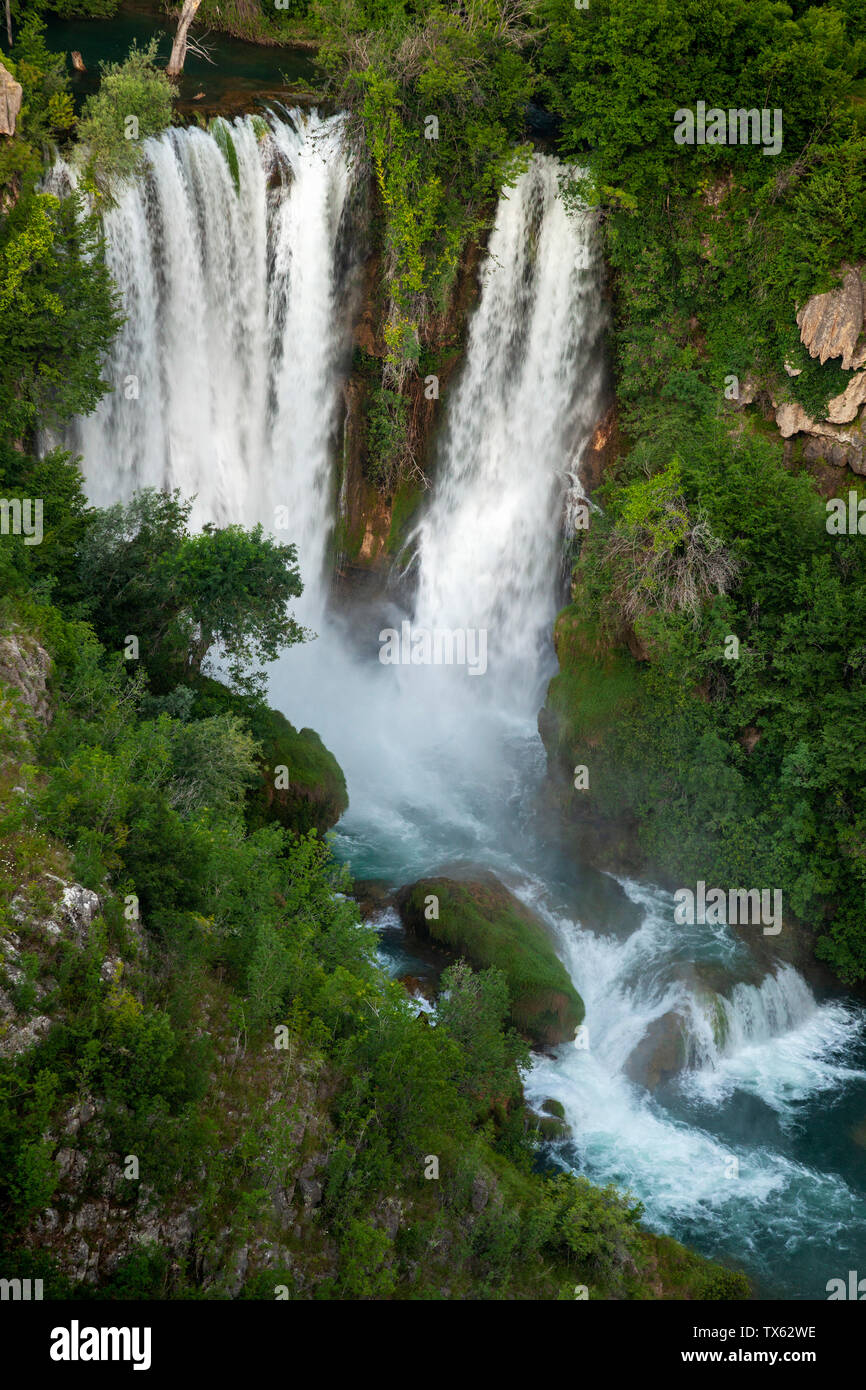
[65,109,866,1299]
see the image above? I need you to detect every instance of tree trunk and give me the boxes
[166,0,201,79]
[5,0,12,50]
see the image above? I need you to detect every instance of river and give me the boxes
[61,109,866,1300]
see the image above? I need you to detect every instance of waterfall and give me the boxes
[64,124,866,1297]
[60,110,355,618]
[412,155,607,708]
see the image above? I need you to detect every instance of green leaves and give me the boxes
[0,190,122,439]
[75,39,173,191]
[76,489,307,696]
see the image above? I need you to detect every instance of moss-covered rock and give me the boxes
[395,873,584,1047]
[246,706,348,837]
[534,1112,570,1141]
[191,678,347,836]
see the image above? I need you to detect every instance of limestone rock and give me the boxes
[0,631,52,729]
[826,370,866,425]
[796,265,864,371]
[0,1013,52,1058]
[775,401,816,438]
[0,61,23,138]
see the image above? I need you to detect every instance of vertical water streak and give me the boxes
[66,110,354,620]
[412,156,607,709]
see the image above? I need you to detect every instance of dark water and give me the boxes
[44,0,322,116]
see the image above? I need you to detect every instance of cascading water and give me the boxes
[59,110,355,617]
[70,122,866,1298]
[412,157,607,707]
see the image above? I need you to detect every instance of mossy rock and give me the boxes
[395,873,584,1047]
[246,707,348,836]
[534,1112,570,1142]
[191,678,347,836]
[542,606,643,764]
[541,1097,566,1119]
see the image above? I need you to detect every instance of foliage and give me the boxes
[538,0,866,984]
[75,488,309,696]
[314,0,534,376]
[0,189,122,440]
[75,40,173,190]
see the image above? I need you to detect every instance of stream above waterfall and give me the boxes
[66,109,866,1301]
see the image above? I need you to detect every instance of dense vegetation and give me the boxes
[4,0,864,1303]
[538,0,866,985]
[0,7,750,1299]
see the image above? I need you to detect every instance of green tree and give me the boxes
[76,489,309,694]
[76,39,173,189]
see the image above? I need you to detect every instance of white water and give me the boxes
[413,158,606,707]
[68,121,866,1297]
[61,110,354,617]
[522,878,866,1283]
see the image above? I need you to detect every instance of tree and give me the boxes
[76,40,173,188]
[437,961,529,1114]
[166,0,202,78]
[0,187,122,442]
[76,488,310,695]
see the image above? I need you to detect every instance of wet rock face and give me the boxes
[623,1011,687,1091]
[796,265,865,372]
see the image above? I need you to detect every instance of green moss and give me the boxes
[386,477,424,559]
[545,607,642,760]
[210,117,240,194]
[397,875,584,1047]
[191,678,348,835]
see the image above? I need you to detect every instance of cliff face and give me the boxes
[725,264,866,479]
[334,216,490,591]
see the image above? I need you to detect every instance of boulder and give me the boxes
[533,1111,570,1141]
[0,61,22,138]
[624,1011,687,1091]
[541,1097,566,1119]
[395,872,584,1047]
[796,265,865,371]
[248,707,348,836]
[191,680,348,836]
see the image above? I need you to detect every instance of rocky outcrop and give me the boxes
[731,265,866,476]
[246,706,348,836]
[0,61,23,138]
[396,871,584,1047]
[774,397,865,474]
[0,631,52,730]
[624,1011,687,1091]
[796,264,866,371]
[1,875,106,1058]
[576,400,619,496]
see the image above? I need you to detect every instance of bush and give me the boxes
[76,40,173,189]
